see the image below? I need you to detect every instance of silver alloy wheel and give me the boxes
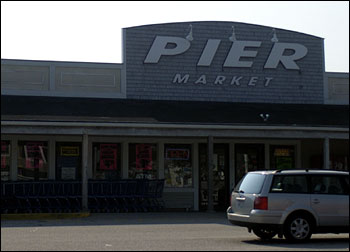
[289,217,310,240]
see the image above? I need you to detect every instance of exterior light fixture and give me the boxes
[229,26,237,42]
[260,113,270,122]
[271,28,279,43]
[186,24,193,41]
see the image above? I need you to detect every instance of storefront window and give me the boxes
[164,144,192,188]
[129,143,158,179]
[56,142,82,180]
[1,141,11,181]
[17,141,48,180]
[235,144,265,184]
[270,145,295,170]
[93,143,121,179]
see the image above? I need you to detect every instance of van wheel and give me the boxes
[284,215,312,242]
[252,228,277,240]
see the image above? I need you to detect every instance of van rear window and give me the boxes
[235,173,266,194]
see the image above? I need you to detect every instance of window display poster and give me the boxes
[136,144,152,170]
[276,156,293,169]
[99,144,117,170]
[57,156,79,180]
[24,142,46,169]
[1,141,9,169]
[61,167,76,180]
[1,141,10,155]
[1,156,5,170]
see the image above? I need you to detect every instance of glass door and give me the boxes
[199,144,229,211]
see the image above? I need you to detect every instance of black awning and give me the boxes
[1,95,349,127]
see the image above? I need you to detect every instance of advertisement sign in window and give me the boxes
[61,166,76,180]
[136,144,152,170]
[24,142,46,169]
[99,144,117,170]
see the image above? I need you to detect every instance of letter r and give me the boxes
[264,43,308,70]
[144,36,191,63]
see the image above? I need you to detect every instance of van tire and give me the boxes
[283,214,313,242]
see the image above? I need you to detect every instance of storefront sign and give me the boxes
[166,148,190,160]
[144,37,307,88]
[99,144,117,170]
[135,144,153,170]
[145,37,307,70]
[274,148,291,157]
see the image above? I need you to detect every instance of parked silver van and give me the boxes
[227,170,349,241]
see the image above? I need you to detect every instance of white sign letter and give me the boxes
[264,43,308,70]
[197,39,221,66]
[214,76,226,85]
[230,76,243,86]
[224,41,261,68]
[264,77,273,86]
[144,36,191,63]
[195,75,207,84]
[173,74,190,84]
[248,77,258,86]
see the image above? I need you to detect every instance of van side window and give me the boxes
[270,175,308,193]
[311,175,345,195]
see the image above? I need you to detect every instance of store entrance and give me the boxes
[199,143,229,211]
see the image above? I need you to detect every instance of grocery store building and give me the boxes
[1,21,349,211]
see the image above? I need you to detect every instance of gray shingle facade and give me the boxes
[124,21,325,104]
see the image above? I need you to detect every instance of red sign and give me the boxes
[166,148,190,160]
[136,144,153,170]
[99,144,117,170]
[1,141,9,155]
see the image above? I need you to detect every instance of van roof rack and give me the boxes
[275,169,310,173]
[275,169,348,173]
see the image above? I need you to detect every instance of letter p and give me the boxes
[144,36,191,63]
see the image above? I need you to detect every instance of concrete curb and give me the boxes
[1,212,90,220]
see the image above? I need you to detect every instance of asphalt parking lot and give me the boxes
[1,212,349,251]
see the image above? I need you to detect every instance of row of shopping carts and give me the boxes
[1,179,165,214]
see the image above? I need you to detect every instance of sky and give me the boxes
[1,1,349,72]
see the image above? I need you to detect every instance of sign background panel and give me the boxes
[124,21,324,104]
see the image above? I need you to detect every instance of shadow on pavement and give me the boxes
[242,237,349,250]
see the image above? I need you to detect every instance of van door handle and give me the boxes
[312,199,320,204]
[236,197,246,201]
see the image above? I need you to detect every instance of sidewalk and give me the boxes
[1,211,90,221]
[1,211,229,226]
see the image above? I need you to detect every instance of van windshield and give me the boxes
[234,173,266,194]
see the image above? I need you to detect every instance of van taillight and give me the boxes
[254,197,268,210]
